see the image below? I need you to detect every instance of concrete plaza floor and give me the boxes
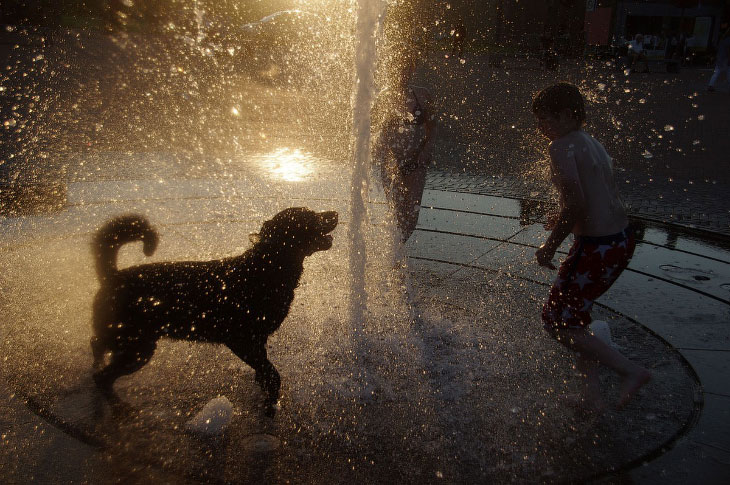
[0,155,728,483]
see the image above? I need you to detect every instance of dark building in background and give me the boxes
[455,0,588,55]
[584,1,727,45]
[446,0,728,56]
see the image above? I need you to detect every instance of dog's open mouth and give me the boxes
[320,234,334,249]
[316,211,338,250]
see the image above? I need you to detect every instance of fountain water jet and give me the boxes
[348,0,387,374]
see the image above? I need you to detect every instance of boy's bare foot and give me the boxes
[618,369,652,408]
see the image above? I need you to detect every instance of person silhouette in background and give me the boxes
[627,34,647,72]
[708,25,730,92]
[374,57,438,244]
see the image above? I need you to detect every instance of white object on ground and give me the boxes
[589,320,614,347]
[185,396,234,436]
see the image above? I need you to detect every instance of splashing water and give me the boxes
[349,0,386,343]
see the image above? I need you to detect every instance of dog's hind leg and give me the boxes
[91,292,115,370]
[93,344,156,397]
[229,343,281,417]
[90,336,106,370]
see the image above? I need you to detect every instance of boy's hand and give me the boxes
[535,245,557,269]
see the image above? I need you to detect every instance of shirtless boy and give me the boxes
[532,82,651,412]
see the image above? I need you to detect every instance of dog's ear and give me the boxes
[249,232,261,245]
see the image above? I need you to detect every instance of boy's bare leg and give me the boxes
[558,328,651,408]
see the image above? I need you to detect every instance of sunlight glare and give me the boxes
[259,148,315,182]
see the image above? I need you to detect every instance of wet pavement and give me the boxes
[414,184,730,484]
[1,153,729,482]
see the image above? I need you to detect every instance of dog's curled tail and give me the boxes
[93,214,158,281]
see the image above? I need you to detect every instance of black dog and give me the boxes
[90,207,338,415]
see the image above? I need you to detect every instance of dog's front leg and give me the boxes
[230,343,281,417]
[257,360,281,417]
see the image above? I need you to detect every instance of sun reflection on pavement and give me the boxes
[257,147,316,182]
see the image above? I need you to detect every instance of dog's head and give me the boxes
[250,207,338,256]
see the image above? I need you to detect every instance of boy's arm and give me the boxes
[536,151,585,269]
[536,182,582,268]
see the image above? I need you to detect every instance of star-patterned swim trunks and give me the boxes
[542,226,636,331]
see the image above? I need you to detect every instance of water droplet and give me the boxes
[641,150,653,159]
[3,118,16,128]
[639,98,646,104]
[597,83,606,91]
[664,125,674,132]
[697,115,705,121]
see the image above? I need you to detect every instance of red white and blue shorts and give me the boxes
[542,226,636,331]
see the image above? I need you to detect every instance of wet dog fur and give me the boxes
[90,207,338,416]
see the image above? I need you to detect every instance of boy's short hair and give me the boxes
[532,82,586,125]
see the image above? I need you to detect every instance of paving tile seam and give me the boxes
[638,241,730,265]
[704,391,730,399]
[676,348,730,352]
[425,171,730,237]
[690,440,730,456]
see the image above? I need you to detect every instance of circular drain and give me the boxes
[659,264,714,283]
[241,433,280,452]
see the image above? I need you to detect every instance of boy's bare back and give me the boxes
[549,130,629,237]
